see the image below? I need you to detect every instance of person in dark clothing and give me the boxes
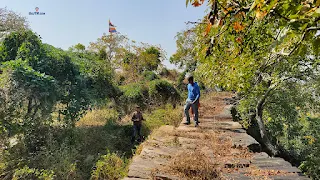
[184,76,201,127]
[131,106,144,143]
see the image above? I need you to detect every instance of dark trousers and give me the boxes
[184,99,199,123]
[132,124,142,142]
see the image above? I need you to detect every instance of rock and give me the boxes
[251,157,302,173]
[252,152,270,159]
[231,133,261,152]
[271,175,311,180]
[152,173,180,180]
[222,173,252,180]
[224,159,251,168]
[214,121,243,131]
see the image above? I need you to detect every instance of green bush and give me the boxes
[12,166,54,180]
[31,141,79,180]
[142,71,159,81]
[91,151,127,180]
[120,83,148,110]
[143,104,182,133]
[148,79,181,106]
[159,68,169,77]
[177,70,186,91]
[299,117,320,179]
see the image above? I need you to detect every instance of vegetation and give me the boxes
[6,0,320,178]
[90,151,128,180]
[0,8,183,179]
[181,0,320,178]
[0,7,29,40]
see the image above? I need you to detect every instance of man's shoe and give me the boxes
[183,122,191,125]
[195,122,199,127]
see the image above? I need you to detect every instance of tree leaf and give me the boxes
[312,37,320,55]
[192,0,202,7]
[186,0,190,7]
[205,23,213,36]
[256,10,267,19]
[250,0,257,11]
[233,21,244,32]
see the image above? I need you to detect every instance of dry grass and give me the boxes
[153,128,253,179]
[244,166,295,177]
[163,150,222,180]
[152,143,224,179]
[76,108,118,127]
[135,143,144,156]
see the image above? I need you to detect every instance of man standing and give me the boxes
[184,76,200,127]
[131,105,144,143]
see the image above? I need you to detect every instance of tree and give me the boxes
[141,46,162,71]
[121,43,164,82]
[69,43,86,53]
[89,33,129,67]
[0,30,41,63]
[0,8,29,41]
[186,0,320,156]
[170,27,198,72]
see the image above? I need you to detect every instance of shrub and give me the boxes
[142,71,159,81]
[76,108,119,127]
[159,68,179,82]
[91,151,127,180]
[159,68,169,77]
[177,70,187,91]
[12,166,54,180]
[143,104,182,134]
[30,142,79,180]
[120,83,148,110]
[148,79,181,106]
[299,117,320,179]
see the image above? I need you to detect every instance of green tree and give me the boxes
[121,44,164,82]
[140,46,162,71]
[186,0,320,156]
[89,33,129,67]
[170,28,198,72]
[69,43,86,53]
[0,30,41,63]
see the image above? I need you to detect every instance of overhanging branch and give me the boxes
[185,21,207,25]
[289,26,320,56]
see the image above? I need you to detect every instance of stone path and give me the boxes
[124,94,309,180]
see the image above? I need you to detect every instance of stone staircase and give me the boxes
[124,96,309,180]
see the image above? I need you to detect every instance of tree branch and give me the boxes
[185,21,207,25]
[273,10,290,21]
[289,26,320,56]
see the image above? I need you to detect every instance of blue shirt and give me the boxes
[187,82,200,101]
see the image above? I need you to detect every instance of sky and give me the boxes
[1,0,207,69]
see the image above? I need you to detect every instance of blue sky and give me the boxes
[2,0,207,69]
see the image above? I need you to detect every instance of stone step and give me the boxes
[124,99,309,180]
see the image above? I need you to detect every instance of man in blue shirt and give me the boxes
[184,76,200,127]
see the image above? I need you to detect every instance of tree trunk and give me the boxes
[255,88,278,156]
